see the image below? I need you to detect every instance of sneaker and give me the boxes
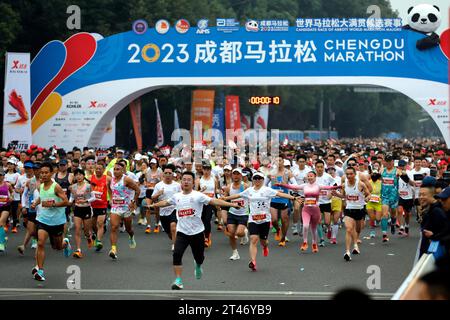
[63,238,72,257]
[153,226,160,233]
[248,260,257,271]
[137,218,144,225]
[0,243,5,252]
[119,225,125,233]
[300,242,308,251]
[352,246,360,255]
[229,251,240,260]
[292,225,299,236]
[129,236,137,249]
[214,218,219,225]
[12,227,18,234]
[87,238,94,249]
[274,229,281,241]
[194,264,203,279]
[285,237,290,243]
[271,226,277,234]
[217,224,223,231]
[382,234,389,243]
[145,226,152,234]
[34,269,45,281]
[109,248,118,260]
[73,249,83,259]
[298,224,303,237]
[95,240,103,252]
[31,266,38,276]
[17,245,25,255]
[262,245,269,257]
[91,233,96,241]
[278,240,286,247]
[344,252,352,261]
[240,229,249,245]
[171,244,175,251]
[398,228,405,236]
[31,239,37,249]
[330,238,337,245]
[370,230,376,239]
[319,239,325,247]
[312,243,319,253]
[171,278,183,290]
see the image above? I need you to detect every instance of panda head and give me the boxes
[407,4,441,33]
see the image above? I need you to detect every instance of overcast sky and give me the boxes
[389,0,449,34]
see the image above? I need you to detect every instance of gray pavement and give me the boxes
[0,216,420,300]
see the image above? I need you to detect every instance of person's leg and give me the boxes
[201,205,214,242]
[270,207,279,233]
[96,214,106,242]
[249,235,259,262]
[331,210,340,241]
[0,211,9,246]
[293,200,301,234]
[228,224,237,250]
[11,202,19,228]
[173,232,190,280]
[344,216,356,254]
[23,220,36,248]
[381,204,390,238]
[83,217,92,241]
[310,207,321,245]
[190,232,205,266]
[124,216,134,238]
[36,229,49,269]
[109,214,121,248]
[155,208,161,231]
[73,216,82,251]
[280,209,289,242]
[301,208,311,245]
[236,224,246,238]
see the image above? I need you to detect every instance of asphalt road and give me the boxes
[0,215,420,300]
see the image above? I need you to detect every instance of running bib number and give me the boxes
[93,191,103,200]
[0,195,8,203]
[42,199,55,207]
[319,190,328,196]
[399,191,409,197]
[232,199,245,207]
[346,195,359,202]
[415,181,422,188]
[382,178,394,186]
[252,213,267,221]
[112,197,125,205]
[369,195,380,203]
[178,208,194,217]
[304,197,317,206]
[204,192,215,198]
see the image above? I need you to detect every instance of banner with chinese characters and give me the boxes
[191,90,215,133]
[212,107,225,137]
[225,95,241,130]
[3,53,32,150]
[29,22,449,149]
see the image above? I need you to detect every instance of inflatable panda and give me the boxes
[402,4,441,50]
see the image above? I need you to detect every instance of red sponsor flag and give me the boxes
[225,95,241,130]
[129,98,142,152]
[241,114,251,130]
[191,90,215,132]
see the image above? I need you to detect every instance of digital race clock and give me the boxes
[248,96,281,105]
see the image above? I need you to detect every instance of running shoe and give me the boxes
[129,236,137,249]
[73,249,83,259]
[31,266,38,276]
[344,252,352,261]
[352,246,360,255]
[145,226,152,234]
[398,228,405,236]
[119,225,125,233]
[153,226,160,233]
[370,230,376,239]
[274,229,281,241]
[195,263,203,279]
[87,238,94,249]
[357,239,362,244]
[171,278,183,290]
[63,238,72,257]
[137,218,144,226]
[91,233,96,241]
[285,236,290,242]
[292,225,299,236]
[278,240,286,247]
[319,239,325,247]
[217,224,223,231]
[330,238,337,245]
[382,234,389,243]
[298,224,303,237]
[262,245,269,257]
[31,238,37,249]
[109,248,118,260]
[12,227,18,234]
[229,251,240,260]
[95,240,103,252]
[312,243,319,253]
[248,260,257,271]
[214,218,219,225]
[34,269,45,281]
[271,226,277,233]
[300,242,308,251]
[0,243,5,252]
[17,245,25,255]
[171,244,175,251]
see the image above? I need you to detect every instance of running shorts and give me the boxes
[398,198,414,212]
[344,208,366,221]
[331,197,342,212]
[226,213,248,226]
[248,222,270,240]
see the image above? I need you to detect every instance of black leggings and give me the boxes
[10,201,20,227]
[173,231,205,266]
[201,205,215,238]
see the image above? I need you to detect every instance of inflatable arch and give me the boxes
[30,24,449,149]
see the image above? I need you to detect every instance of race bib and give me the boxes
[42,199,55,206]
[382,178,394,186]
[319,190,328,197]
[112,197,125,205]
[232,199,245,207]
[204,192,215,198]
[415,181,422,188]
[399,191,409,197]
[252,213,267,221]
[178,208,194,217]
[93,191,103,200]
[346,195,359,202]
[0,195,8,203]
[304,197,317,206]
[369,195,380,203]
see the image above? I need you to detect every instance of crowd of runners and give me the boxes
[1,138,450,290]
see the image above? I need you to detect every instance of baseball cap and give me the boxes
[88,149,95,153]
[422,176,437,188]
[224,165,232,171]
[398,160,407,167]
[58,159,68,166]
[24,162,34,169]
[435,187,450,199]
[335,159,343,164]
[134,153,142,161]
[385,155,394,162]
[283,159,291,167]
[437,150,445,155]
[232,168,243,175]
[117,149,125,153]
[202,160,212,168]
[150,158,158,164]
[7,158,17,165]
[253,172,265,179]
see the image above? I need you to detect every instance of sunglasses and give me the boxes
[253,176,264,180]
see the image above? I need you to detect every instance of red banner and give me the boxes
[225,95,241,130]
[191,90,215,132]
[129,98,142,152]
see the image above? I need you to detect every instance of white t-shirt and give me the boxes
[316,173,335,204]
[153,181,181,216]
[5,172,21,201]
[167,190,211,235]
[212,166,224,179]
[399,171,414,200]
[410,168,429,198]
[16,175,31,202]
[135,172,147,198]
[239,186,278,224]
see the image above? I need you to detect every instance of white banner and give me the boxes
[254,105,269,130]
[98,118,116,149]
[155,99,164,146]
[3,53,32,150]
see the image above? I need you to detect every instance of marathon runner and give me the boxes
[4,159,20,233]
[0,168,14,252]
[144,158,162,233]
[380,155,401,243]
[291,154,311,236]
[397,160,415,237]
[54,159,73,238]
[315,160,335,247]
[90,161,108,251]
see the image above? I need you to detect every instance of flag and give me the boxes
[225,95,241,130]
[212,107,225,136]
[155,99,164,147]
[191,90,215,132]
[174,109,180,131]
[129,98,143,151]
[254,105,269,130]
[241,114,251,130]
